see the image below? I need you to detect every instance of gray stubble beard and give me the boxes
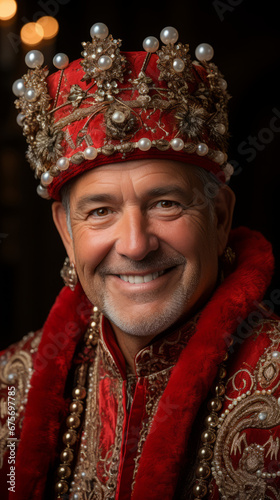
[96,272,199,338]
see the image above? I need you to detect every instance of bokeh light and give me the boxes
[0,0,17,21]
[20,22,44,46]
[37,16,59,40]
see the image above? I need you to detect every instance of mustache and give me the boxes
[97,252,186,276]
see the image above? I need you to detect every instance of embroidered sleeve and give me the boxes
[211,319,280,499]
[0,331,42,469]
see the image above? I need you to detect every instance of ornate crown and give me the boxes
[12,23,233,200]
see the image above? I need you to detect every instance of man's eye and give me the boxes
[156,200,178,208]
[91,207,112,217]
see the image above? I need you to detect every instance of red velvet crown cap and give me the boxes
[45,51,227,200]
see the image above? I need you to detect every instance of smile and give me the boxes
[118,270,165,284]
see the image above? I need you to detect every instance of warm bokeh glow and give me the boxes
[20,22,44,46]
[0,0,17,21]
[37,16,59,39]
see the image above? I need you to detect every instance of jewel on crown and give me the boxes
[12,22,233,199]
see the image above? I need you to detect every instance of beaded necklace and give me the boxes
[54,305,100,498]
[192,351,229,499]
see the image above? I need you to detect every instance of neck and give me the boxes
[111,324,157,374]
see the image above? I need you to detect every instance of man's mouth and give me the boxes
[118,269,168,284]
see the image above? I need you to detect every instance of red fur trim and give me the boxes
[11,227,274,499]
[132,227,274,499]
[12,284,92,500]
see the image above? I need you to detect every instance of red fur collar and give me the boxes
[12,285,93,499]
[11,227,274,499]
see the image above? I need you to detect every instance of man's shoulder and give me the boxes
[210,314,280,498]
[0,330,42,469]
[0,329,43,415]
[225,310,280,398]
[228,309,280,373]
[0,329,43,381]
[1,329,43,354]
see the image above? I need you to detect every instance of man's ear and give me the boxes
[52,201,75,263]
[214,185,236,256]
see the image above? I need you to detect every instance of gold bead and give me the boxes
[54,480,68,494]
[218,366,227,379]
[69,401,83,414]
[204,413,219,428]
[57,464,71,479]
[60,448,74,463]
[197,446,213,461]
[192,482,207,497]
[207,397,222,412]
[214,382,225,397]
[66,414,81,429]
[63,430,77,446]
[93,306,98,312]
[91,321,96,328]
[72,385,86,400]
[195,464,211,479]
[201,430,216,444]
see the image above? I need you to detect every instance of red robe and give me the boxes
[1,226,280,499]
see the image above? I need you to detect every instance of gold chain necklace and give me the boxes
[192,350,229,499]
[54,305,100,498]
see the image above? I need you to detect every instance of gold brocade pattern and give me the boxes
[213,393,280,499]
[70,316,197,499]
[211,320,280,499]
[71,340,125,500]
[131,366,175,488]
[134,317,197,377]
[0,331,42,468]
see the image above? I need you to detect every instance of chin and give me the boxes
[99,287,197,337]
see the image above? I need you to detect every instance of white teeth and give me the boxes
[134,275,145,284]
[119,270,165,284]
[144,274,154,283]
[120,275,129,282]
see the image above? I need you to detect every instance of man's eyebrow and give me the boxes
[75,194,118,212]
[144,185,191,199]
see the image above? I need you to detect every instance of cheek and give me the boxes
[72,227,113,272]
[156,216,213,257]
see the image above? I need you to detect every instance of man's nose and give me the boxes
[115,208,159,260]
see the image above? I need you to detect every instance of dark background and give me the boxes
[0,0,279,348]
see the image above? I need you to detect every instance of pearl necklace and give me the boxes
[54,305,100,498]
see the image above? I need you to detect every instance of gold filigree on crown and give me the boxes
[12,23,234,199]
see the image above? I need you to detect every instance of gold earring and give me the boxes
[222,246,236,266]
[60,257,78,291]
[220,246,236,282]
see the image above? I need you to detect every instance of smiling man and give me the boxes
[53,159,234,370]
[1,23,280,500]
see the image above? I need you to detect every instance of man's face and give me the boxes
[56,159,230,337]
